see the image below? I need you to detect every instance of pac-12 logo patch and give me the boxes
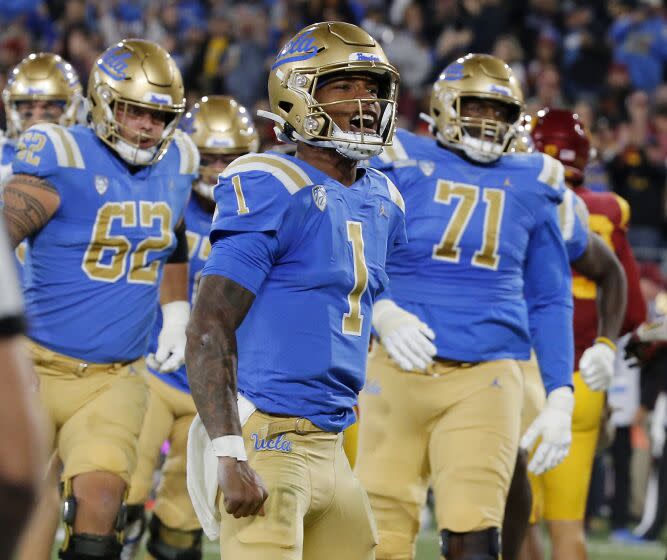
[312,185,327,211]
[94,175,109,195]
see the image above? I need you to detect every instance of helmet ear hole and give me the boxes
[279,101,293,113]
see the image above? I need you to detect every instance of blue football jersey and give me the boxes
[0,135,26,284]
[147,195,212,392]
[0,134,15,184]
[202,152,407,432]
[372,129,574,393]
[559,188,589,262]
[12,124,197,362]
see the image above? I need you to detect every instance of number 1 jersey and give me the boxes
[202,152,407,432]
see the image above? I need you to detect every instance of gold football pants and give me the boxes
[127,373,199,530]
[356,346,523,559]
[219,409,378,560]
[28,339,147,484]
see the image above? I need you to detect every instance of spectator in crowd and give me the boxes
[525,64,565,115]
[608,0,667,95]
[561,1,611,102]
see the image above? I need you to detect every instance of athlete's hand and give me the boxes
[147,301,190,373]
[636,316,667,343]
[218,457,269,518]
[520,386,574,475]
[579,340,616,391]
[372,299,437,371]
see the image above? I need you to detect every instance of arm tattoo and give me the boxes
[2,175,58,248]
[186,275,255,439]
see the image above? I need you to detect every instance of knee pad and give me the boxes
[146,514,202,560]
[58,534,122,559]
[60,479,126,558]
[440,528,500,560]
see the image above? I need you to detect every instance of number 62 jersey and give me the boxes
[201,152,406,432]
[12,123,196,363]
[372,129,574,393]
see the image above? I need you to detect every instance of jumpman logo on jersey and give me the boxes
[503,178,512,187]
[490,377,502,389]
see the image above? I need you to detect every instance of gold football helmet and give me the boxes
[2,52,82,138]
[260,21,399,161]
[182,95,259,199]
[425,53,523,163]
[87,39,185,165]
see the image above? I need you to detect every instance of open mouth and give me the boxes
[349,112,378,134]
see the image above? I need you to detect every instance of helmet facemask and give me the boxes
[431,90,522,163]
[194,152,245,200]
[90,86,183,166]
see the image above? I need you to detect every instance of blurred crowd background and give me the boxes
[2,0,667,548]
[1,0,666,262]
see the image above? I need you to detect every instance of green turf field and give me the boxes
[52,528,666,559]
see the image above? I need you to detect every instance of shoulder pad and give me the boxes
[21,123,85,169]
[558,189,589,241]
[377,130,411,164]
[371,169,405,213]
[537,153,565,192]
[172,130,200,175]
[612,193,631,230]
[221,153,313,195]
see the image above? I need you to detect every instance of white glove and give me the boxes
[579,339,616,391]
[636,316,667,342]
[372,299,437,371]
[147,300,190,373]
[650,393,667,458]
[520,386,574,475]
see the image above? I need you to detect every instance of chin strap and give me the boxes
[193,180,215,201]
[256,109,384,161]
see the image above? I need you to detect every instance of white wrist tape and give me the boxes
[211,435,247,461]
[161,300,190,326]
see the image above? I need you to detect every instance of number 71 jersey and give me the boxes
[12,124,196,363]
[372,129,570,363]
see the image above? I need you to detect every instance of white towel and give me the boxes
[186,394,256,540]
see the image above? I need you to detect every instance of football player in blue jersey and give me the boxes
[1,52,82,288]
[355,53,575,560]
[1,39,197,560]
[122,95,259,560]
[0,52,82,560]
[185,21,405,560]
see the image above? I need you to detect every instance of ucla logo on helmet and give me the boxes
[272,30,319,70]
[98,48,132,81]
[441,62,464,81]
[312,185,327,211]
